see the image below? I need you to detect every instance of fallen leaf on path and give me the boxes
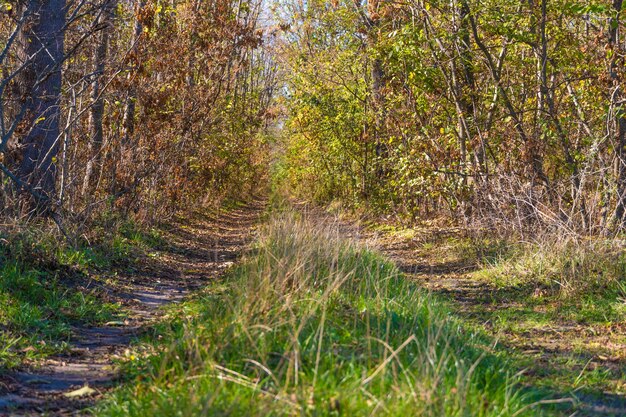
[104,321,126,327]
[64,385,96,398]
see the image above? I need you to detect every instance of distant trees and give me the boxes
[6,0,626,238]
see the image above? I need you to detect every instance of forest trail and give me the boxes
[0,201,265,416]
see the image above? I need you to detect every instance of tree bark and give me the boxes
[16,0,66,207]
[363,3,387,178]
[83,0,116,196]
[122,0,146,145]
[457,0,476,178]
[610,0,626,228]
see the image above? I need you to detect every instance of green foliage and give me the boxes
[473,238,626,324]
[87,211,167,266]
[278,0,616,229]
[0,214,173,371]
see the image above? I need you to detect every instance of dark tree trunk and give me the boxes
[16,0,66,205]
[372,56,386,170]
[365,7,387,179]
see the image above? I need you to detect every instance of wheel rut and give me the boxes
[0,200,265,416]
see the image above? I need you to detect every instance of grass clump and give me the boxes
[0,211,171,371]
[96,213,547,417]
[88,212,167,266]
[430,234,626,399]
[473,238,626,324]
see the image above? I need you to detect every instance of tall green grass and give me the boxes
[96,213,548,416]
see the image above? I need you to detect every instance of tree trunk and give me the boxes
[122,0,146,145]
[83,0,116,196]
[611,0,626,229]
[16,0,66,208]
[364,3,387,179]
[457,0,476,178]
[372,56,386,174]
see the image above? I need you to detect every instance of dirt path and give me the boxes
[0,200,265,416]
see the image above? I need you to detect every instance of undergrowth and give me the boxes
[402,228,626,398]
[95,212,552,417]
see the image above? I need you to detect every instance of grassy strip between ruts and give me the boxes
[94,211,565,417]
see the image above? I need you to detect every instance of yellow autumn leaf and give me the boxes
[64,385,96,398]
